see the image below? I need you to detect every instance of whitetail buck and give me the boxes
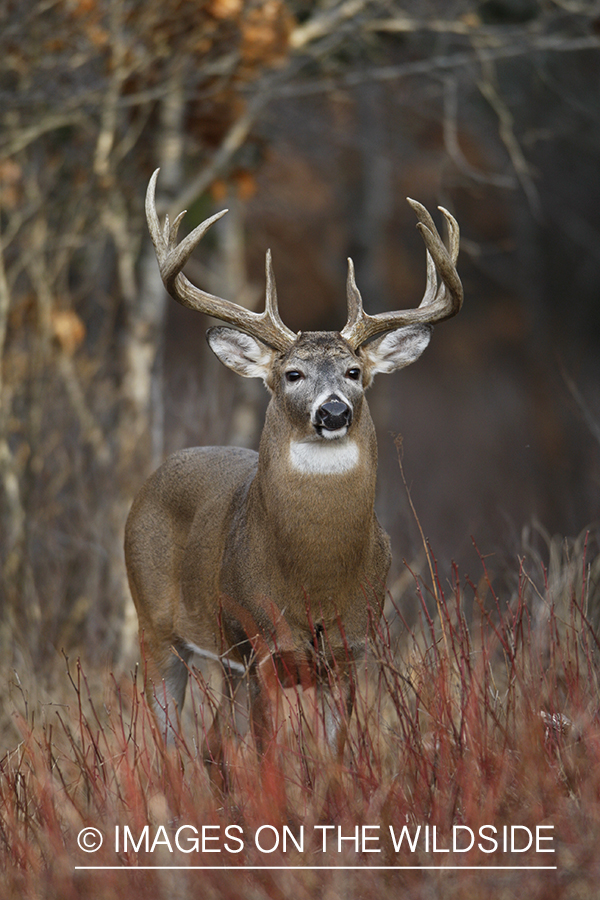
[125,169,463,785]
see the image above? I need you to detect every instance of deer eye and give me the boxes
[346,367,361,381]
[285,370,304,383]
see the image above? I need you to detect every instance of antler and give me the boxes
[145,169,296,352]
[340,200,463,349]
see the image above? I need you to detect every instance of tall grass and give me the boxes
[1,529,599,899]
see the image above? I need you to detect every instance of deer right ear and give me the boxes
[207,326,275,381]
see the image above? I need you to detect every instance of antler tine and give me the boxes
[441,205,460,264]
[264,249,291,334]
[421,249,437,307]
[345,258,363,328]
[145,169,296,352]
[169,210,187,246]
[412,202,461,308]
[340,199,463,349]
[145,168,164,250]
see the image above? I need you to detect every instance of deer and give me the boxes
[125,168,463,789]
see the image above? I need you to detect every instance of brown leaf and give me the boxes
[51,309,86,356]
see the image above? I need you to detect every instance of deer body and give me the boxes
[125,170,463,777]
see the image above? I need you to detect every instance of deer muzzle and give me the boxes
[314,396,352,432]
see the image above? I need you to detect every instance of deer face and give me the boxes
[207,328,361,442]
[276,333,364,442]
[207,323,433,446]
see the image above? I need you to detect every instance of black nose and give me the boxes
[315,397,352,431]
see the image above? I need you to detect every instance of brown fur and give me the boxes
[125,332,399,785]
[136,175,462,790]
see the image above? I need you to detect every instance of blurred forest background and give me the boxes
[0,0,599,676]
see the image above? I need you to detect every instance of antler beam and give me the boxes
[340,200,463,349]
[145,169,296,352]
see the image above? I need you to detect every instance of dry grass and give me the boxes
[1,530,600,899]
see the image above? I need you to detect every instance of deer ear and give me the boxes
[207,326,275,380]
[361,324,432,379]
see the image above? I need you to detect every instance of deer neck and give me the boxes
[249,401,378,572]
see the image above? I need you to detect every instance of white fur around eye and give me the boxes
[289,440,359,475]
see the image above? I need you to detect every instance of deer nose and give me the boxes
[315,397,352,431]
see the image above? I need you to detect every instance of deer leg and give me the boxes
[318,668,354,820]
[319,670,354,760]
[203,668,246,794]
[248,668,276,757]
[247,667,288,812]
[145,644,191,746]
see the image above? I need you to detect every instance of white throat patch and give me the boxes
[289,439,360,475]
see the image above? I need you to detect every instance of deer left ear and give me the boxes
[207,326,275,381]
[361,324,432,379]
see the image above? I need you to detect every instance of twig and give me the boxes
[290,0,374,49]
[273,34,600,98]
[443,75,516,188]
[477,58,542,220]
[560,362,600,448]
[166,96,268,218]
[395,434,449,656]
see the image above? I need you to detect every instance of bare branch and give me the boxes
[477,59,542,220]
[290,0,375,49]
[166,95,268,219]
[273,34,600,98]
[0,112,88,157]
[24,220,109,461]
[561,364,600,449]
[365,14,476,35]
[93,0,133,177]
[443,75,516,189]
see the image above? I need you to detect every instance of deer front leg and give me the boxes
[247,664,288,813]
[142,639,191,746]
[247,669,275,756]
[318,669,354,760]
[203,668,248,795]
[317,667,355,820]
